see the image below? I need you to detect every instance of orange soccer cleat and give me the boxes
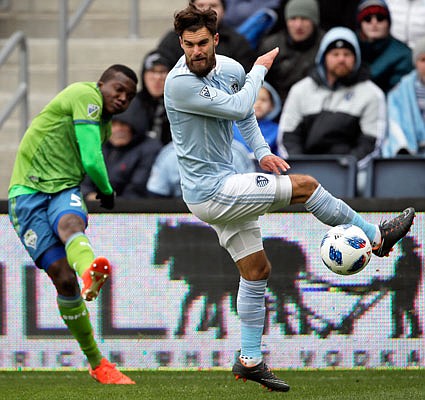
[81,256,111,301]
[89,358,135,384]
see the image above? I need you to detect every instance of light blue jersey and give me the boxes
[164,54,271,204]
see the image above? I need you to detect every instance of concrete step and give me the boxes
[0,38,160,93]
[0,0,186,38]
[1,37,160,66]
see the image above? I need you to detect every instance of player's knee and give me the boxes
[57,213,86,242]
[244,259,271,280]
[290,174,319,204]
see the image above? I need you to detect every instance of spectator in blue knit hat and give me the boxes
[277,27,386,179]
[258,0,325,104]
[382,37,425,157]
[356,0,413,94]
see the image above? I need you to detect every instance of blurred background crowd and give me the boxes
[1,0,425,199]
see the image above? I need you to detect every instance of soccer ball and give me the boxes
[320,224,372,275]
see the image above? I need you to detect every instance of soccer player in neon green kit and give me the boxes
[8,64,137,384]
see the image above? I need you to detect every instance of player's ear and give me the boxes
[214,33,219,47]
[179,36,184,49]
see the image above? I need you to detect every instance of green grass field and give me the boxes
[0,369,424,400]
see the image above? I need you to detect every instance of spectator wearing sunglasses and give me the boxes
[356,0,413,94]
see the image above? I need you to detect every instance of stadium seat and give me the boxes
[285,155,358,198]
[364,156,425,198]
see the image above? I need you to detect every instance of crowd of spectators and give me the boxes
[89,0,425,200]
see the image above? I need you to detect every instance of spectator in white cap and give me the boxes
[356,0,413,93]
[382,37,425,157]
[258,0,325,104]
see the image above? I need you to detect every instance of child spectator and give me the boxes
[233,82,281,154]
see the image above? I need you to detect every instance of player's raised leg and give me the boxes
[284,175,415,256]
[52,190,111,301]
[65,232,111,301]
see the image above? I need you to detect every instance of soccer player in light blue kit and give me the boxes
[164,4,415,392]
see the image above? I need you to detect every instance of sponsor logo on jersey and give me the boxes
[256,175,269,188]
[24,229,38,249]
[87,104,100,119]
[199,85,217,100]
[230,82,239,93]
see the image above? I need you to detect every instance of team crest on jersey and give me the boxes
[230,82,239,93]
[199,85,217,100]
[256,175,269,188]
[344,91,354,101]
[87,104,100,119]
[24,229,38,249]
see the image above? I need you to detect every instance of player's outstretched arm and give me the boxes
[259,154,290,175]
[254,47,279,71]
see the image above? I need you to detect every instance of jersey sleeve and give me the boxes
[166,65,267,121]
[75,124,113,195]
[235,112,271,161]
[70,85,103,125]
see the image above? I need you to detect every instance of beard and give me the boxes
[329,63,353,78]
[187,52,216,77]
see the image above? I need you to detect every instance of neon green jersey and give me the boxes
[9,82,113,197]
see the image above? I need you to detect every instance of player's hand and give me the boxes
[259,154,290,175]
[254,47,279,71]
[96,190,115,210]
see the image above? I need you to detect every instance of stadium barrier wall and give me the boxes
[0,199,424,369]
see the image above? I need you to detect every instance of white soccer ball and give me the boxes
[320,224,372,275]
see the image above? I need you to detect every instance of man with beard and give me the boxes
[157,0,256,72]
[164,5,415,392]
[277,27,386,179]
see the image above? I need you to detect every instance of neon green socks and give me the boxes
[57,295,102,369]
[65,233,95,277]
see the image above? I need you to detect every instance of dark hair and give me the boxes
[174,4,218,37]
[99,64,138,86]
